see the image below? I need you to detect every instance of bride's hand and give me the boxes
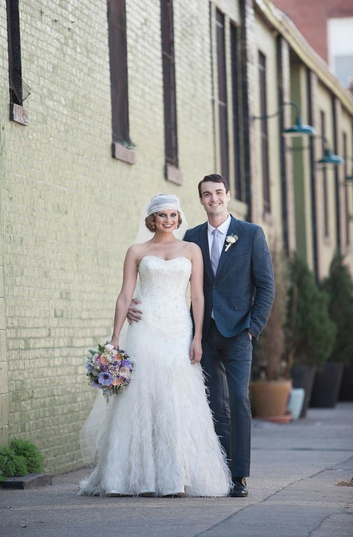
[110,336,119,349]
[190,337,202,365]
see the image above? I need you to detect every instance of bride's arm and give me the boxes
[111,246,139,347]
[189,245,204,364]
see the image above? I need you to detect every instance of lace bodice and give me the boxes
[136,255,192,342]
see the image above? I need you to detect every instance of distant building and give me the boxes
[273,0,353,89]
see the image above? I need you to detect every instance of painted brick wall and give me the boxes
[0,0,220,474]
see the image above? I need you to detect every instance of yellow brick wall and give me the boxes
[340,109,353,272]
[0,0,219,474]
[253,14,283,247]
[316,82,339,277]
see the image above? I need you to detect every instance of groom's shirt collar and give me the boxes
[207,214,231,250]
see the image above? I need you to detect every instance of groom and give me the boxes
[183,174,275,497]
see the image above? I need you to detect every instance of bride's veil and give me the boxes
[79,196,188,464]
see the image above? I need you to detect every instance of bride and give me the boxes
[79,193,231,497]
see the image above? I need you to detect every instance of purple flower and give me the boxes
[91,378,101,389]
[98,372,113,386]
[86,361,94,373]
[120,359,132,369]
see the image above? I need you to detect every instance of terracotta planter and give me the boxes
[310,362,344,408]
[250,380,292,420]
[339,364,353,401]
[290,365,316,418]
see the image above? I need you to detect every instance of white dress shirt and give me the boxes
[207,214,231,258]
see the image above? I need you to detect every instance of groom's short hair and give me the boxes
[198,174,230,198]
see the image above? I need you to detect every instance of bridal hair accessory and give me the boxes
[147,193,181,216]
[225,234,238,252]
[133,194,187,244]
[85,342,135,398]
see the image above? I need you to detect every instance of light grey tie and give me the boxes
[211,229,222,276]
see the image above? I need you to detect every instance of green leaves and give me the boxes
[10,438,44,474]
[286,255,336,370]
[0,439,45,478]
[322,253,353,366]
[0,447,28,477]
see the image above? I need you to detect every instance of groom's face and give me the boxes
[199,181,230,218]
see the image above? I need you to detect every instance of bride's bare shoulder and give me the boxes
[181,241,202,260]
[126,242,150,260]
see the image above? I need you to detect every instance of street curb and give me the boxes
[0,473,53,489]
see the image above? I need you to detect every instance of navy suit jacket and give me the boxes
[184,215,275,340]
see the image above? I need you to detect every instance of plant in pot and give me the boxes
[285,255,337,417]
[250,249,292,422]
[310,253,353,407]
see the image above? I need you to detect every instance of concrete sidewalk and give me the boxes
[1,403,352,537]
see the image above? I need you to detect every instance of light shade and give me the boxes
[317,148,345,166]
[283,115,316,137]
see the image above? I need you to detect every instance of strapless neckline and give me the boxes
[139,255,192,266]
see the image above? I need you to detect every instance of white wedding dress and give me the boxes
[79,255,231,497]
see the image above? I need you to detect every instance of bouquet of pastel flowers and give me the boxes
[85,342,135,397]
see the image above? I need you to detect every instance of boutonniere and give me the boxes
[225,234,238,252]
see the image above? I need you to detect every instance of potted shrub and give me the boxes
[250,250,292,422]
[286,255,336,417]
[310,253,353,407]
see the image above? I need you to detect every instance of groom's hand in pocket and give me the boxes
[127,299,143,324]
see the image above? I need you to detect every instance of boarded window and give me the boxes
[216,10,229,183]
[108,0,131,145]
[230,23,242,200]
[259,52,271,214]
[6,0,23,105]
[321,111,329,238]
[161,0,178,166]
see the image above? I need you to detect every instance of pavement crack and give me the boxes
[193,503,252,537]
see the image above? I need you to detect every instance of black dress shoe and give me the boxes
[230,477,248,497]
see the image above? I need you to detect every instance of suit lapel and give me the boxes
[199,223,214,281]
[215,215,240,278]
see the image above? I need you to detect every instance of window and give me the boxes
[320,111,329,238]
[6,0,29,124]
[161,0,179,181]
[108,0,134,162]
[259,52,271,214]
[343,132,350,245]
[230,23,242,201]
[216,10,229,183]
[328,18,353,88]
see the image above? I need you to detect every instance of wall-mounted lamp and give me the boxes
[252,101,316,137]
[288,135,345,166]
[317,136,345,166]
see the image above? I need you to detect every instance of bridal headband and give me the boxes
[147,193,181,216]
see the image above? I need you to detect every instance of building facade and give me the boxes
[0,0,353,474]
[272,0,353,89]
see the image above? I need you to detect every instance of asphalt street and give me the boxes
[1,403,352,537]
